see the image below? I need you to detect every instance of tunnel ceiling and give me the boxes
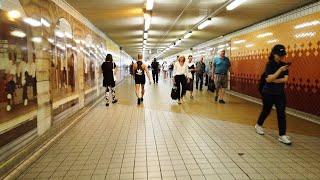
[66,0,316,60]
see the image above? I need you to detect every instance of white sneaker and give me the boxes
[24,99,28,106]
[278,135,292,145]
[255,124,264,135]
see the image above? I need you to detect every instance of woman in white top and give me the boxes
[173,56,188,104]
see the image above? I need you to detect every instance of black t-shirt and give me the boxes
[151,61,159,71]
[263,60,288,95]
[101,61,116,80]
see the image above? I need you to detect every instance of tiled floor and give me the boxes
[17,77,320,179]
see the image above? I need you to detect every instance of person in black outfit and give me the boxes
[134,54,152,105]
[151,58,159,84]
[101,54,118,106]
[255,44,292,145]
[195,57,206,91]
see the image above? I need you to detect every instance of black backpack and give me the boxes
[258,72,266,95]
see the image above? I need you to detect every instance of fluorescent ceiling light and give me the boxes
[295,20,320,29]
[146,0,154,10]
[143,39,147,44]
[144,13,151,31]
[176,39,182,45]
[74,39,80,44]
[257,32,273,38]
[245,44,254,48]
[295,32,316,39]
[8,10,21,19]
[31,37,42,43]
[184,31,192,39]
[10,30,26,38]
[41,18,51,27]
[233,39,246,44]
[226,0,247,11]
[23,17,41,27]
[144,31,148,39]
[198,18,211,30]
[66,44,72,48]
[267,39,279,44]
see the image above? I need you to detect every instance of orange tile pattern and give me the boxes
[230,12,320,116]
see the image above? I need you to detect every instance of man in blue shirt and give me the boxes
[211,50,231,104]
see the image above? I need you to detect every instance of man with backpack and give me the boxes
[195,57,206,91]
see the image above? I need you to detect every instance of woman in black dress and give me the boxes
[101,54,118,106]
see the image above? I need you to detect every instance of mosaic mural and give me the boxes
[230,12,320,116]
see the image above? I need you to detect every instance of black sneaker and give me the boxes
[137,98,141,105]
[215,96,218,102]
[112,99,118,104]
[219,100,226,104]
[106,103,109,106]
[140,98,144,102]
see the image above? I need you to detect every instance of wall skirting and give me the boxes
[227,91,320,125]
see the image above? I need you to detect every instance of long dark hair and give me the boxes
[106,54,113,62]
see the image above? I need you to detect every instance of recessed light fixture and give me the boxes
[184,31,192,39]
[23,17,41,27]
[10,30,26,38]
[267,39,279,44]
[198,18,212,30]
[226,0,247,11]
[144,31,148,39]
[144,13,151,31]
[295,20,320,29]
[143,39,147,44]
[146,0,154,10]
[257,32,273,38]
[233,39,246,44]
[245,44,254,48]
[8,10,21,19]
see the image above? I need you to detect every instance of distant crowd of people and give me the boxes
[101,44,292,145]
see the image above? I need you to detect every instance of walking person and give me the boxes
[173,56,188,104]
[101,54,118,106]
[133,54,152,105]
[163,61,169,79]
[205,62,213,87]
[151,58,159,84]
[211,50,231,104]
[255,44,292,145]
[168,62,174,79]
[187,55,196,99]
[195,57,206,91]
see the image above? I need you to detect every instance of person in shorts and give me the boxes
[101,54,118,106]
[133,54,152,105]
[212,50,230,104]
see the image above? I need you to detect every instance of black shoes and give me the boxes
[137,98,144,105]
[106,103,109,106]
[219,100,226,104]
[215,96,218,102]
[112,99,118,104]
[137,98,141,105]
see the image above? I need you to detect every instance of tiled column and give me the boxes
[36,41,52,135]
[95,61,100,96]
[77,52,85,108]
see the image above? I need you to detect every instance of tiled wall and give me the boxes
[230,12,320,116]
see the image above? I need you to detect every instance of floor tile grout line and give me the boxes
[190,115,253,180]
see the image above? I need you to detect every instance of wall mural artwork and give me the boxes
[50,18,77,101]
[0,9,37,121]
[230,12,320,116]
